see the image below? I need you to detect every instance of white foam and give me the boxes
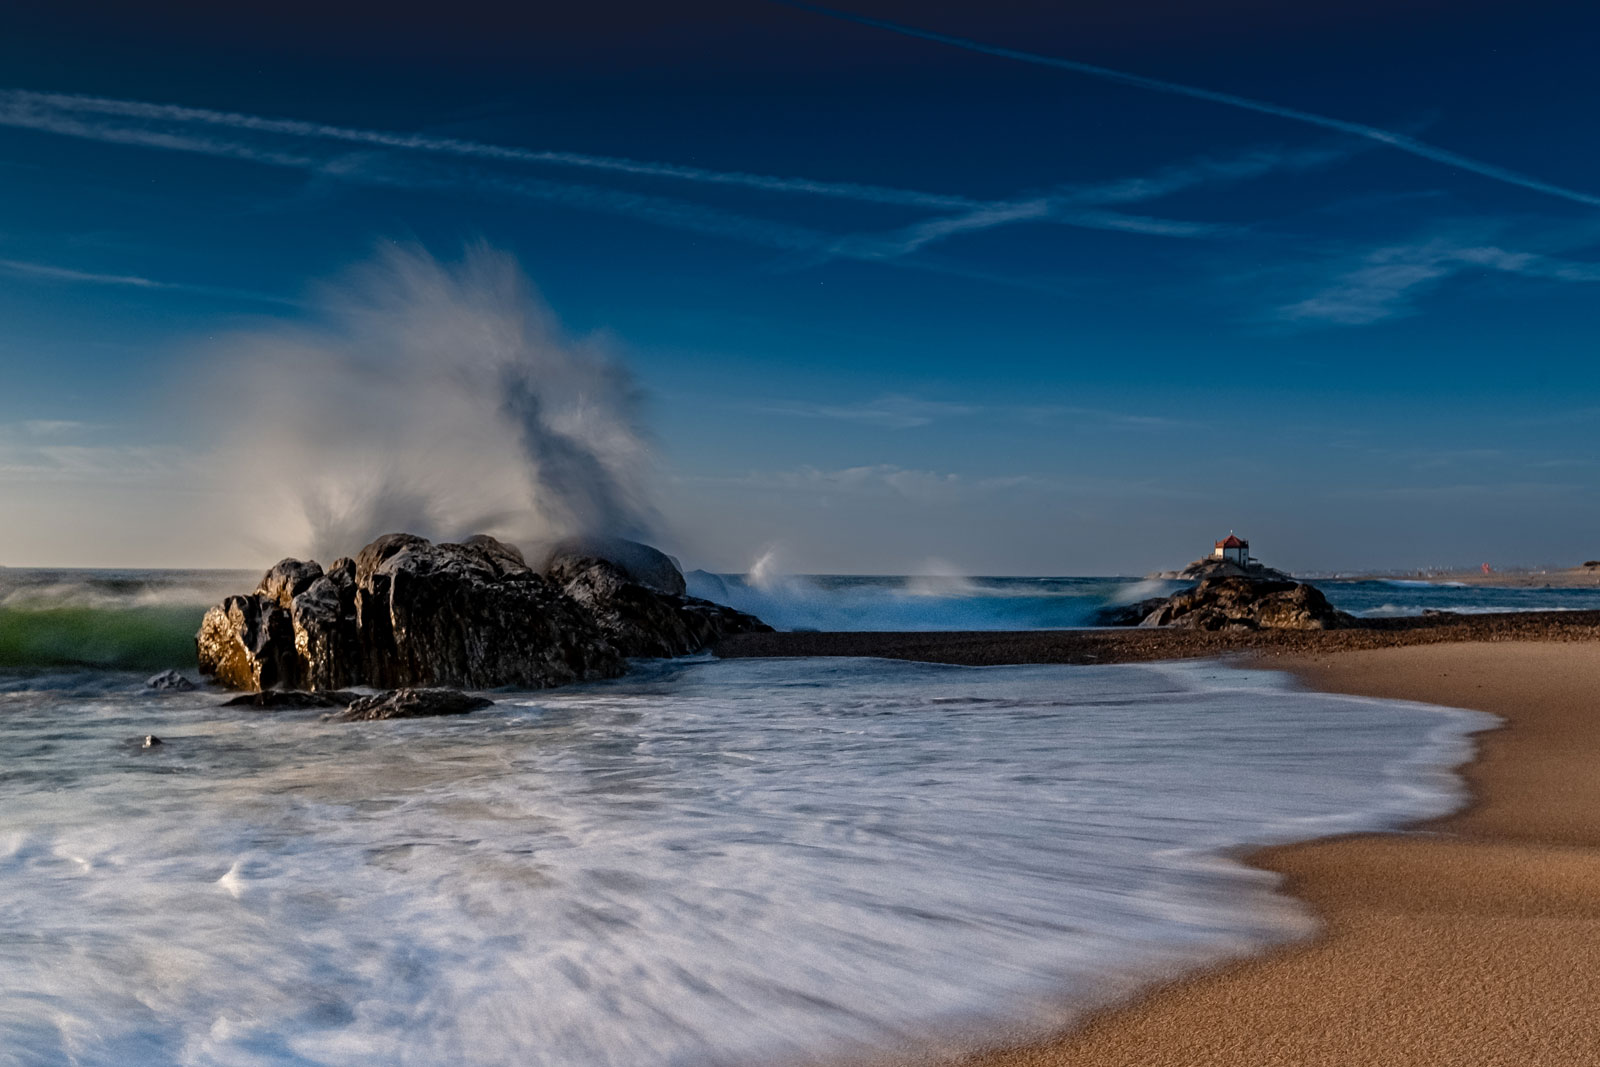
[0,659,1493,1067]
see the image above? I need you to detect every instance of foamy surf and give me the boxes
[0,657,1492,1067]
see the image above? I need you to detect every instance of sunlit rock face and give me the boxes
[1140,577,1355,631]
[196,534,769,692]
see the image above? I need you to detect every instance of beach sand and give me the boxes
[950,641,1600,1066]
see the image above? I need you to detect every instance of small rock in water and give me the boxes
[145,669,196,691]
[142,735,163,748]
[221,690,359,710]
[326,688,494,722]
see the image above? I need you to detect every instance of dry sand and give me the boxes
[949,642,1600,1066]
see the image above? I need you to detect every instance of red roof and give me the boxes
[1215,535,1248,548]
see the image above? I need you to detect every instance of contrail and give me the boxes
[0,256,301,306]
[0,89,976,211]
[769,0,1600,209]
[0,88,1225,259]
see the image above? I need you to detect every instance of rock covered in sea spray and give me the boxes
[543,542,769,658]
[196,534,770,693]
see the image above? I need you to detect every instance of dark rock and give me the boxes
[142,734,162,748]
[357,535,624,689]
[545,551,771,658]
[543,536,687,596]
[1090,596,1171,627]
[259,558,325,608]
[196,594,300,691]
[326,687,494,722]
[145,669,196,691]
[198,533,768,694]
[1140,577,1354,631]
[221,690,360,709]
[1147,558,1294,582]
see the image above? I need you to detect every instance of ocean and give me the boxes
[0,567,1510,1066]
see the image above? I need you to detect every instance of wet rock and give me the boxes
[198,534,768,693]
[1089,596,1171,627]
[1140,577,1354,631]
[544,548,771,658]
[543,536,687,596]
[258,558,325,608]
[220,690,359,709]
[1146,558,1294,582]
[142,734,162,748]
[145,669,196,691]
[326,687,494,722]
[196,594,299,691]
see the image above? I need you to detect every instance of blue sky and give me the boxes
[2,0,1598,573]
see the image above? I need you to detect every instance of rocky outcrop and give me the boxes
[197,534,769,693]
[1138,577,1354,631]
[328,688,494,722]
[543,536,688,596]
[1089,596,1171,627]
[1146,558,1294,582]
[545,549,771,658]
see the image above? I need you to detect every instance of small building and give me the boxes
[1213,534,1250,566]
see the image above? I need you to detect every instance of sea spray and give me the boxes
[0,657,1493,1066]
[190,243,658,563]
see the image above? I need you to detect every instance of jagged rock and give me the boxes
[1089,596,1171,627]
[543,536,687,595]
[326,687,494,722]
[142,735,162,748]
[1147,558,1294,582]
[197,533,769,693]
[1140,577,1353,631]
[220,690,359,709]
[196,594,300,691]
[145,669,196,691]
[259,558,325,608]
[544,545,771,658]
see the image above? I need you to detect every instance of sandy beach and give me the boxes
[947,641,1600,1066]
[722,630,1600,1063]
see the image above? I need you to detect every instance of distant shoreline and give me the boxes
[714,606,1600,666]
[1318,565,1600,588]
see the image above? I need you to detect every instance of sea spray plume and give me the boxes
[195,244,657,562]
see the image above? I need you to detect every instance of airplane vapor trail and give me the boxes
[770,0,1600,210]
[0,89,976,211]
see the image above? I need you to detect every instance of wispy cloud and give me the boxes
[688,463,1049,504]
[0,421,192,484]
[755,394,1195,431]
[814,140,1363,263]
[761,395,982,429]
[1,89,975,210]
[1281,235,1600,325]
[0,87,1239,278]
[0,256,298,305]
[774,1,1600,208]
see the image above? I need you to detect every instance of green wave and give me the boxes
[0,603,206,671]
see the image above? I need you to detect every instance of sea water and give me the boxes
[685,571,1600,631]
[4,569,1598,675]
[0,653,1492,1067]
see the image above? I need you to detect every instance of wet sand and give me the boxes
[951,641,1600,1066]
[720,629,1600,1064]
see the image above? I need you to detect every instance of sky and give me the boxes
[2,0,1599,574]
